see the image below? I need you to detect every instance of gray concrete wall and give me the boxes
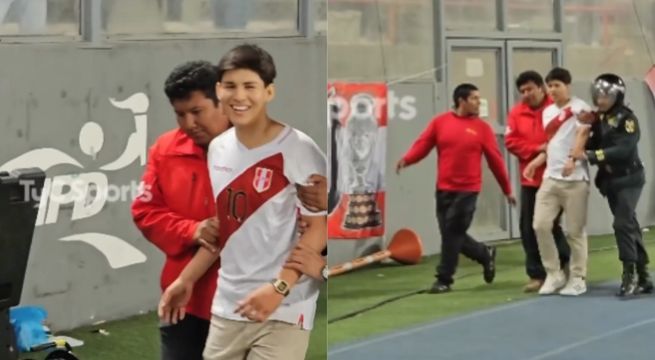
[1,36,326,331]
[329,79,655,266]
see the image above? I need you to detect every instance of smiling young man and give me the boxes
[396,83,516,294]
[158,44,327,360]
[132,60,230,360]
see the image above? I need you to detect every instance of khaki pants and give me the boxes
[202,316,311,360]
[533,178,589,278]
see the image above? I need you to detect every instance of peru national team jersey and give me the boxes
[207,125,326,330]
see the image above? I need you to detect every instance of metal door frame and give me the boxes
[446,39,510,241]
[505,40,562,238]
[445,39,562,241]
[446,39,508,135]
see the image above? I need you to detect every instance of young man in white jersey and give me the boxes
[158,44,327,360]
[524,67,591,296]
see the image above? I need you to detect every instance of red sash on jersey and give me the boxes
[215,153,289,249]
[544,107,574,140]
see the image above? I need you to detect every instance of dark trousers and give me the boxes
[160,314,209,360]
[520,186,570,279]
[606,173,649,266]
[435,191,490,285]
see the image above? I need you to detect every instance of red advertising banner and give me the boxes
[328,82,387,239]
[645,65,655,99]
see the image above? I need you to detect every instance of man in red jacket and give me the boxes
[505,71,570,293]
[132,61,231,360]
[396,83,516,294]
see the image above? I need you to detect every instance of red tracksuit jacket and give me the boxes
[402,111,512,195]
[504,96,553,188]
[132,129,218,321]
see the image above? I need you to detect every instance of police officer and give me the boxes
[574,73,653,297]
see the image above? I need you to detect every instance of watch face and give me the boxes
[278,282,288,291]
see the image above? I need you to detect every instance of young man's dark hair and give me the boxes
[452,83,478,108]
[164,60,219,105]
[516,71,545,89]
[216,43,277,86]
[545,67,572,85]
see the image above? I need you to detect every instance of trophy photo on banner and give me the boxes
[328,83,387,239]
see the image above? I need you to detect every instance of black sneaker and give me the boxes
[617,264,638,298]
[429,280,451,294]
[638,274,654,294]
[617,277,638,297]
[638,280,654,294]
[483,246,497,284]
[636,264,653,294]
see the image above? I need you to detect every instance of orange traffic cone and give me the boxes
[329,228,422,277]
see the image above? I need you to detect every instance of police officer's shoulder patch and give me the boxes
[625,119,636,133]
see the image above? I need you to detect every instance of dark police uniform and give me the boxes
[585,105,652,294]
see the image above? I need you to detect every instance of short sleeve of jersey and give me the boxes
[542,104,557,127]
[286,130,327,216]
[572,98,592,128]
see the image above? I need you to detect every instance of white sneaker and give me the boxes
[559,277,587,296]
[538,270,566,295]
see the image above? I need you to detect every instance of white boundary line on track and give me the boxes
[526,317,655,360]
[328,298,537,356]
